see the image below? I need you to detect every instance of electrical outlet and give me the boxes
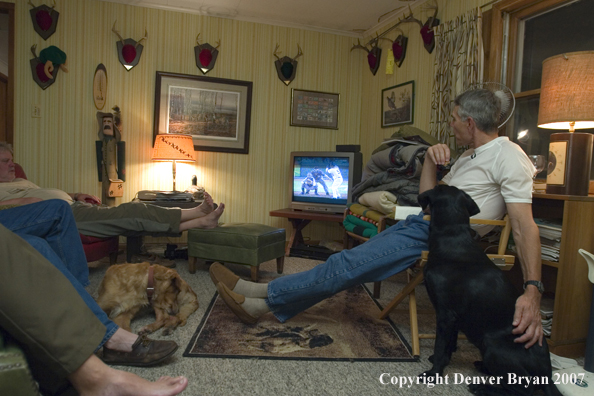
[32,104,41,118]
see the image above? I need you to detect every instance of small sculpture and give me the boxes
[28,0,59,40]
[112,21,147,71]
[96,107,126,206]
[194,34,220,75]
[273,44,303,86]
[29,44,67,89]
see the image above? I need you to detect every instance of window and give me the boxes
[496,0,594,178]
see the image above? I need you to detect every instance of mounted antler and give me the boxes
[273,43,282,59]
[135,29,148,48]
[350,39,370,53]
[112,20,125,44]
[196,34,221,50]
[30,44,38,58]
[425,0,439,23]
[400,5,424,28]
[293,45,303,60]
[28,0,36,7]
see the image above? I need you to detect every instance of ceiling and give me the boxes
[99,0,429,37]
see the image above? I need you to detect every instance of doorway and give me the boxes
[0,2,14,145]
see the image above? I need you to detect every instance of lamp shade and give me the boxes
[538,51,594,130]
[152,134,196,162]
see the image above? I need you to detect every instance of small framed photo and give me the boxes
[154,71,253,154]
[381,80,414,128]
[290,89,339,129]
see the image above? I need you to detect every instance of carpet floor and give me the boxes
[85,247,498,396]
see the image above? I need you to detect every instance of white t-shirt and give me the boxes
[0,179,74,204]
[441,137,534,235]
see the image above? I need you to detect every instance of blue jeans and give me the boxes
[266,213,429,322]
[0,200,118,349]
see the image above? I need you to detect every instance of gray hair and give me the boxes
[454,89,501,133]
[0,142,13,154]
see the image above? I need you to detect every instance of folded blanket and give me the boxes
[359,191,398,215]
[343,214,378,238]
[347,203,385,223]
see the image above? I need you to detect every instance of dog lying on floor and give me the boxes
[417,185,560,396]
[97,262,199,336]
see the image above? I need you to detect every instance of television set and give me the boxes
[290,151,362,214]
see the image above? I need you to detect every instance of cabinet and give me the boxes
[532,193,594,357]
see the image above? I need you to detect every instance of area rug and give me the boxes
[184,260,415,362]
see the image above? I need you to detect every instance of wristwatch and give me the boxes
[523,280,544,294]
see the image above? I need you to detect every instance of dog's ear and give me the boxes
[417,188,434,211]
[460,190,480,217]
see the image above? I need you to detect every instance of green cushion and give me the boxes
[0,332,39,396]
[187,223,285,267]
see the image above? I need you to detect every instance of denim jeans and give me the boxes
[0,200,118,348]
[266,213,429,322]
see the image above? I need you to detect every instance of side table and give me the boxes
[269,208,345,256]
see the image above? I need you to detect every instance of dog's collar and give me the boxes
[147,265,154,302]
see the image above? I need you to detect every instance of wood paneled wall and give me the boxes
[10,0,489,243]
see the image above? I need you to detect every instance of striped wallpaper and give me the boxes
[10,0,487,243]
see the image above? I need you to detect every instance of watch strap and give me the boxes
[523,280,544,293]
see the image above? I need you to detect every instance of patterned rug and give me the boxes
[184,260,415,362]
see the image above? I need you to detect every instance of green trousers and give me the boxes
[0,224,105,390]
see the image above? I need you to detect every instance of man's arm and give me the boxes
[420,144,450,194]
[0,197,43,205]
[506,202,543,348]
[68,193,101,205]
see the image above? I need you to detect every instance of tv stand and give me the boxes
[269,208,345,256]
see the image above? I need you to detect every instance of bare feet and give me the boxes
[179,203,225,231]
[195,192,214,216]
[69,355,188,396]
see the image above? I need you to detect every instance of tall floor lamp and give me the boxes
[538,51,594,196]
[152,134,196,192]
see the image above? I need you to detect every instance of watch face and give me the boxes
[546,141,567,186]
[93,64,107,110]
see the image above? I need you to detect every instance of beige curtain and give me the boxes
[429,8,483,152]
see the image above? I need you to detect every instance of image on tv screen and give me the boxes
[292,156,349,205]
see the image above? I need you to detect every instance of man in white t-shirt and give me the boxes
[0,143,225,238]
[215,89,543,349]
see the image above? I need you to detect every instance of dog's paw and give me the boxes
[138,327,154,336]
[161,327,174,336]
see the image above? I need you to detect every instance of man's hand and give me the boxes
[512,288,543,348]
[425,144,451,166]
[74,193,101,205]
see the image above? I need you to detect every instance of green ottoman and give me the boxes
[187,223,286,281]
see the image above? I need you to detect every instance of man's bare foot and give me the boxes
[179,203,225,231]
[195,192,214,216]
[69,355,188,396]
[103,329,138,352]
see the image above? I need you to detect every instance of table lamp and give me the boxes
[152,134,196,191]
[538,51,594,196]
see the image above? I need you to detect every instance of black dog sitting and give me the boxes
[417,185,560,396]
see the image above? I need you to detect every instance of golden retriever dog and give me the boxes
[97,262,199,336]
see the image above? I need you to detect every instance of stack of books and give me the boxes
[540,296,555,337]
[535,218,562,262]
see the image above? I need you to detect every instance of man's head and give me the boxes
[0,142,16,182]
[453,89,501,134]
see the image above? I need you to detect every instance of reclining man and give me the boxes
[211,88,545,348]
[0,200,179,368]
[0,141,224,238]
[0,222,188,396]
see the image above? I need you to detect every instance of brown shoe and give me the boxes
[102,335,178,367]
[209,262,240,289]
[216,282,258,325]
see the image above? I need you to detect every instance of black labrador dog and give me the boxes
[417,185,560,396]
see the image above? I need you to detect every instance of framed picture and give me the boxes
[381,80,414,128]
[153,72,253,154]
[290,89,339,129]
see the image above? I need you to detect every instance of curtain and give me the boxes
[429,8,483,152]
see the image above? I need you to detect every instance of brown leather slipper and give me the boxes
[209,262,239,289]
[216,282,258,324]
[102,335,178,367]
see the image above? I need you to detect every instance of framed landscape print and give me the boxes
[290,89,339,129]
[381,80,414,128]
[153,72,253,154]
